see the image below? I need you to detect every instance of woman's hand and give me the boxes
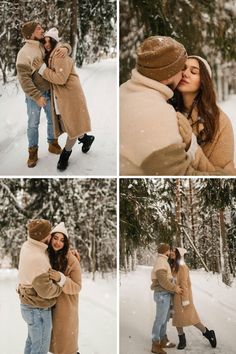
[177,112,192,151]
[32,57,44,70]
[48,269,61,282]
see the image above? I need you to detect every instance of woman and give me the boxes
[170,247,217,350]
[48,222,82,354]
[33,28,95,171]
[176,56,235,174]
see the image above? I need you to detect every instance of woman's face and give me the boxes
[177,58,201,94]
[51,232,65,251]
[44,37,52,52]
[169,249,176,260]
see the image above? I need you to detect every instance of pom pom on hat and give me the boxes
[27,219,52,241]
[136,36,187,82]
[44,27,60,42]
[21,21,40,39]
[51,222,68,238]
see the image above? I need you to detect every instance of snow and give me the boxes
[120,266,236,354]
[219,94,236,165]
[0,269,117,354]
[0,58,117,176]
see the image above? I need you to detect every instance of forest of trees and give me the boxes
[120,0,236,101]
[120,178,236,286]
[0,0,116,83]
[0,178,117,278]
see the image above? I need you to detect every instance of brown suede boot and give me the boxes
[151,341,167,354]
[48,139,62,154]
[27,146,38,168]
[160,335,176,348]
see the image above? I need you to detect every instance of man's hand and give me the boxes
[175,285,183,295]
[32,57,44,70]
[70,249,81,262]
[54,47,68,58]
[177,111,192,151]
[36,96,47,107]
[48,269,61,282]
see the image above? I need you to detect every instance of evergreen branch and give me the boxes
[0,181,30,217]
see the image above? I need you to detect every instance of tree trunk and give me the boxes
[219,209,231,285]
[175,179,182,246]
[189,179,197,268]
[70,0,79,60]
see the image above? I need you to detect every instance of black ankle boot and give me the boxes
[57,148,72,171]
[78,133,95,153]
[203,328,217,348]
[177,334,186,350]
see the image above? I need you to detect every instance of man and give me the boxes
[16,21,68,168]
[18,219,65,354]
[120,36,208,176]
[151,243,182,354]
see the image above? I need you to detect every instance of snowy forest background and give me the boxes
[0,178,117,277]
[120,0,236,101]
[120,178,236,286]
[0,0,116,83]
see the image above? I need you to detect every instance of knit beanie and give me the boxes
[136,36,187,82]
[51,222,68,238]
[176,247,187,257]
[21,21,40,39]
[158,243,170,254]
[44,27,60,42]
[27,219,52,241]
[188,55,212,78]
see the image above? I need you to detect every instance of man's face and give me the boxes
[167,71,183,90]
[41,233,51,244]
[31,24,44,40]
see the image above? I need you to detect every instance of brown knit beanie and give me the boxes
[21,21,40,39]
[136,36,187,81]
[27,219,52,241]
[158,243,170,254]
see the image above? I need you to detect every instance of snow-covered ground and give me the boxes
[0,58,117,176]
[120,266,236,354]
[0,269,117,354]
[220,94,236,164]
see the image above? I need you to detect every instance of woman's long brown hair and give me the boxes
[48,233,69,273]
[170,248,181,274]
[177,58,220,144]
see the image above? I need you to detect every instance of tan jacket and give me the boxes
[41,45,91,139]
[172,264,200,327]
[18,272,62,308]
[18,237,62,308]
[50,252,82,354]
[16,40,50,101]
[192,109,235,173]
[151,254,176,293]
[120,69,184,175]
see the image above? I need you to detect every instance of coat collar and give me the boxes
[131,68,174,101]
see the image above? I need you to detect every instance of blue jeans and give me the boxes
[152,291,171,342]
[26,91,54,148]
[20,304,52,354]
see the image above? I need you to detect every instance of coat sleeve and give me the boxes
[191,113,235,174]
[62,259,82,295]
[17,63,42,101]
[155,269,176,293]
[42,56,73,85]
[178,266,190,305]
[32,272,62,299]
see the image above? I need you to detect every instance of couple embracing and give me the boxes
[16,21,95,171]
[151,243,217,353]
[17,219,81,354]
